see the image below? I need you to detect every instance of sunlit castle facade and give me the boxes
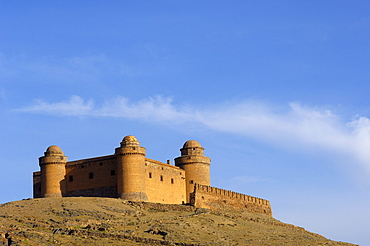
[33,135,272,216]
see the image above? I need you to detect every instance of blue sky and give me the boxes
[1,1,370,244]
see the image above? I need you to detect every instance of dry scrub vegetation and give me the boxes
[0,197,356,245]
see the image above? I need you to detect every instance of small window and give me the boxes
[149,172,152,178]
[110,170,116,176]
[100,162,103,166]
[89,172,94,179]
[189,180,194,184]
[69,175,74,182]
[171,178,174,184]
[160,175,163,181]
[81,165,84,169]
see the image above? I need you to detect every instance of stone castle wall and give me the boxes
[66,155,117,196]
[34,155,188,204]
[33,136,272,216]
[190,184,272,216]
[144,159,187,204]
[33,172,41,198]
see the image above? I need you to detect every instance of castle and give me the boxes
[33,135,272,216]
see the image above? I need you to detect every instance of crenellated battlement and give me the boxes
[33,135,272,216]
[193,184,270,205]
[191,184,272,216]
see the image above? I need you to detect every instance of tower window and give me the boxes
[110,170,116,176]
[69,175,73,182]
[89,172,94,179]
[171,178,174,184]
[160,175,163,181]
[149,172,152,178]
[189,180,194,184]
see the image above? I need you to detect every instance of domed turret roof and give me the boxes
[46,145,62,152]
[183,140,202,148]
[44,145,64,156]
[120,135,140,147]
[122,135,138,142]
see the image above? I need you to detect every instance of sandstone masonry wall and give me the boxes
[66,155,117,196]
[34,155,188,202]
[33,172,41,198]
[33,137,273,217]
[191,184,272,216]
[144,159,186,204]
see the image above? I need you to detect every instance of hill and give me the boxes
[0,197,357,245]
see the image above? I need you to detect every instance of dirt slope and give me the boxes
[0,197,357,245]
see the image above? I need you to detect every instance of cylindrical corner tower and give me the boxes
[175,140,211,203]
[39,145,67,198]
[115,135,148,201]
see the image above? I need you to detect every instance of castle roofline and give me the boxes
[145,158,182,169]
[66,154,116,166]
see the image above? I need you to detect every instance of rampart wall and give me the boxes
[33,172,41,198]
[34,155,188,202]
[190,184,272,216]
[65,155,117,197]
[144,159,186,204]
[33,137,273,217]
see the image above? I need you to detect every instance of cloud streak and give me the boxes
[18,95,370,176]
[20,95,94,116]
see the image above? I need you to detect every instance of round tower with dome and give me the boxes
[39,145,68,198]
[34,135,272,216]
[175,140,211,203]
[115,135,148,201]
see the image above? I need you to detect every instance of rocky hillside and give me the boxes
[0,197,356,245]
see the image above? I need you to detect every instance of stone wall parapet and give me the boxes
[175,156,211,165]
[194,184,270,206]
[67,155,116,166]
[145,158,182,169]
[115,147,146,156]
[192,184,272,216]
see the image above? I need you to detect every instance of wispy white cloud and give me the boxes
[18,95,191,121]
[97,96,191,122]
[19,95,94,116]
[18,95,370,176]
